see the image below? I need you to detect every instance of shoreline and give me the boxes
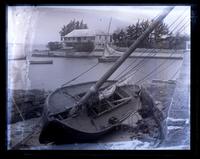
[31,50,184,60]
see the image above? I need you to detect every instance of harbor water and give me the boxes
[7,50,190,149]
[8,55,183,91]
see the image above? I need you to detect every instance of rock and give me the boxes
[8,89,50,124]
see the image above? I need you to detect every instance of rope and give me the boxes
[138,59,176,83]
[126,23,187,83]
[61,62,99,87]
[134,20,190,84]
[12,97,25,121]
[11,117,43,149]
[135,54,174,84]
[170,63,182,80]
[111,7,189,82]
[116,19,189,85]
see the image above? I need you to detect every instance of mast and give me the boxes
[103,17,112,57]
[75,6,174,108]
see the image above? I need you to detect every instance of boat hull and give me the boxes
[39,117,114,144]
[39,81,141,144]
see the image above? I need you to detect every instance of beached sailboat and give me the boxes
[39,7,174,144]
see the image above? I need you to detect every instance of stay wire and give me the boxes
[113,7,189,81]
[117,20,189,84]
[110,13,164,80]
[127,21,190,84]
[61,62,99,87]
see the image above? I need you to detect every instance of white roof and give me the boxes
[64,29,111,37]
[65,29,96,37]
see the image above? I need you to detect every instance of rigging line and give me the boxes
[118,53,159,83]
[61,62,99,87]
[169,13,189,33]
[134,21,190,84]
[170,62,183,80]
[110,13,165,79]
[116,16,190,80]
[103,9,189,91]
[116,47,169,82]
[174,21,190,36]
[11,117,43,150]
[112,49,154,80]
[112,10,189,81]
[118,26,189,84]
[118,51,173,84]
[115,48,159,78]
[111,49,153,79]
[123,21,189,84]
[59,62,100,101]
[12,97,25,121]
[166,6,189,30]
[117,20,189,84]
[103,17,112,56]
[138,59,177,84]
[115,52,157,81]
[135,57,175,85]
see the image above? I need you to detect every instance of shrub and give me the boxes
[47,42,63,51]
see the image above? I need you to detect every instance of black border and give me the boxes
[1,0,199,158]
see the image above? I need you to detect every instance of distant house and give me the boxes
[61,29,113,48]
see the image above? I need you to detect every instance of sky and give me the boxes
[7,6,190,45]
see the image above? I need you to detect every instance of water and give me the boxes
[27,56,182,91]
[8,56,183,90]
[7,49,190,150]
[7,43,48,59]
[7,43,183,90]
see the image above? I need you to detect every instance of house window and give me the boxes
[64,37,67,40]
[73,37,75,40]
[99,35,101,39]
[84,37,86,40]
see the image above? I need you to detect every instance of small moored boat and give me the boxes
[29,60,53,64]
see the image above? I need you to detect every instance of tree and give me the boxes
[112,19,170,48]
[59,19,88,36]
[126,25,135,46]
[112,29,127,47]
[152,21,170,43]
[47,42,63,51]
